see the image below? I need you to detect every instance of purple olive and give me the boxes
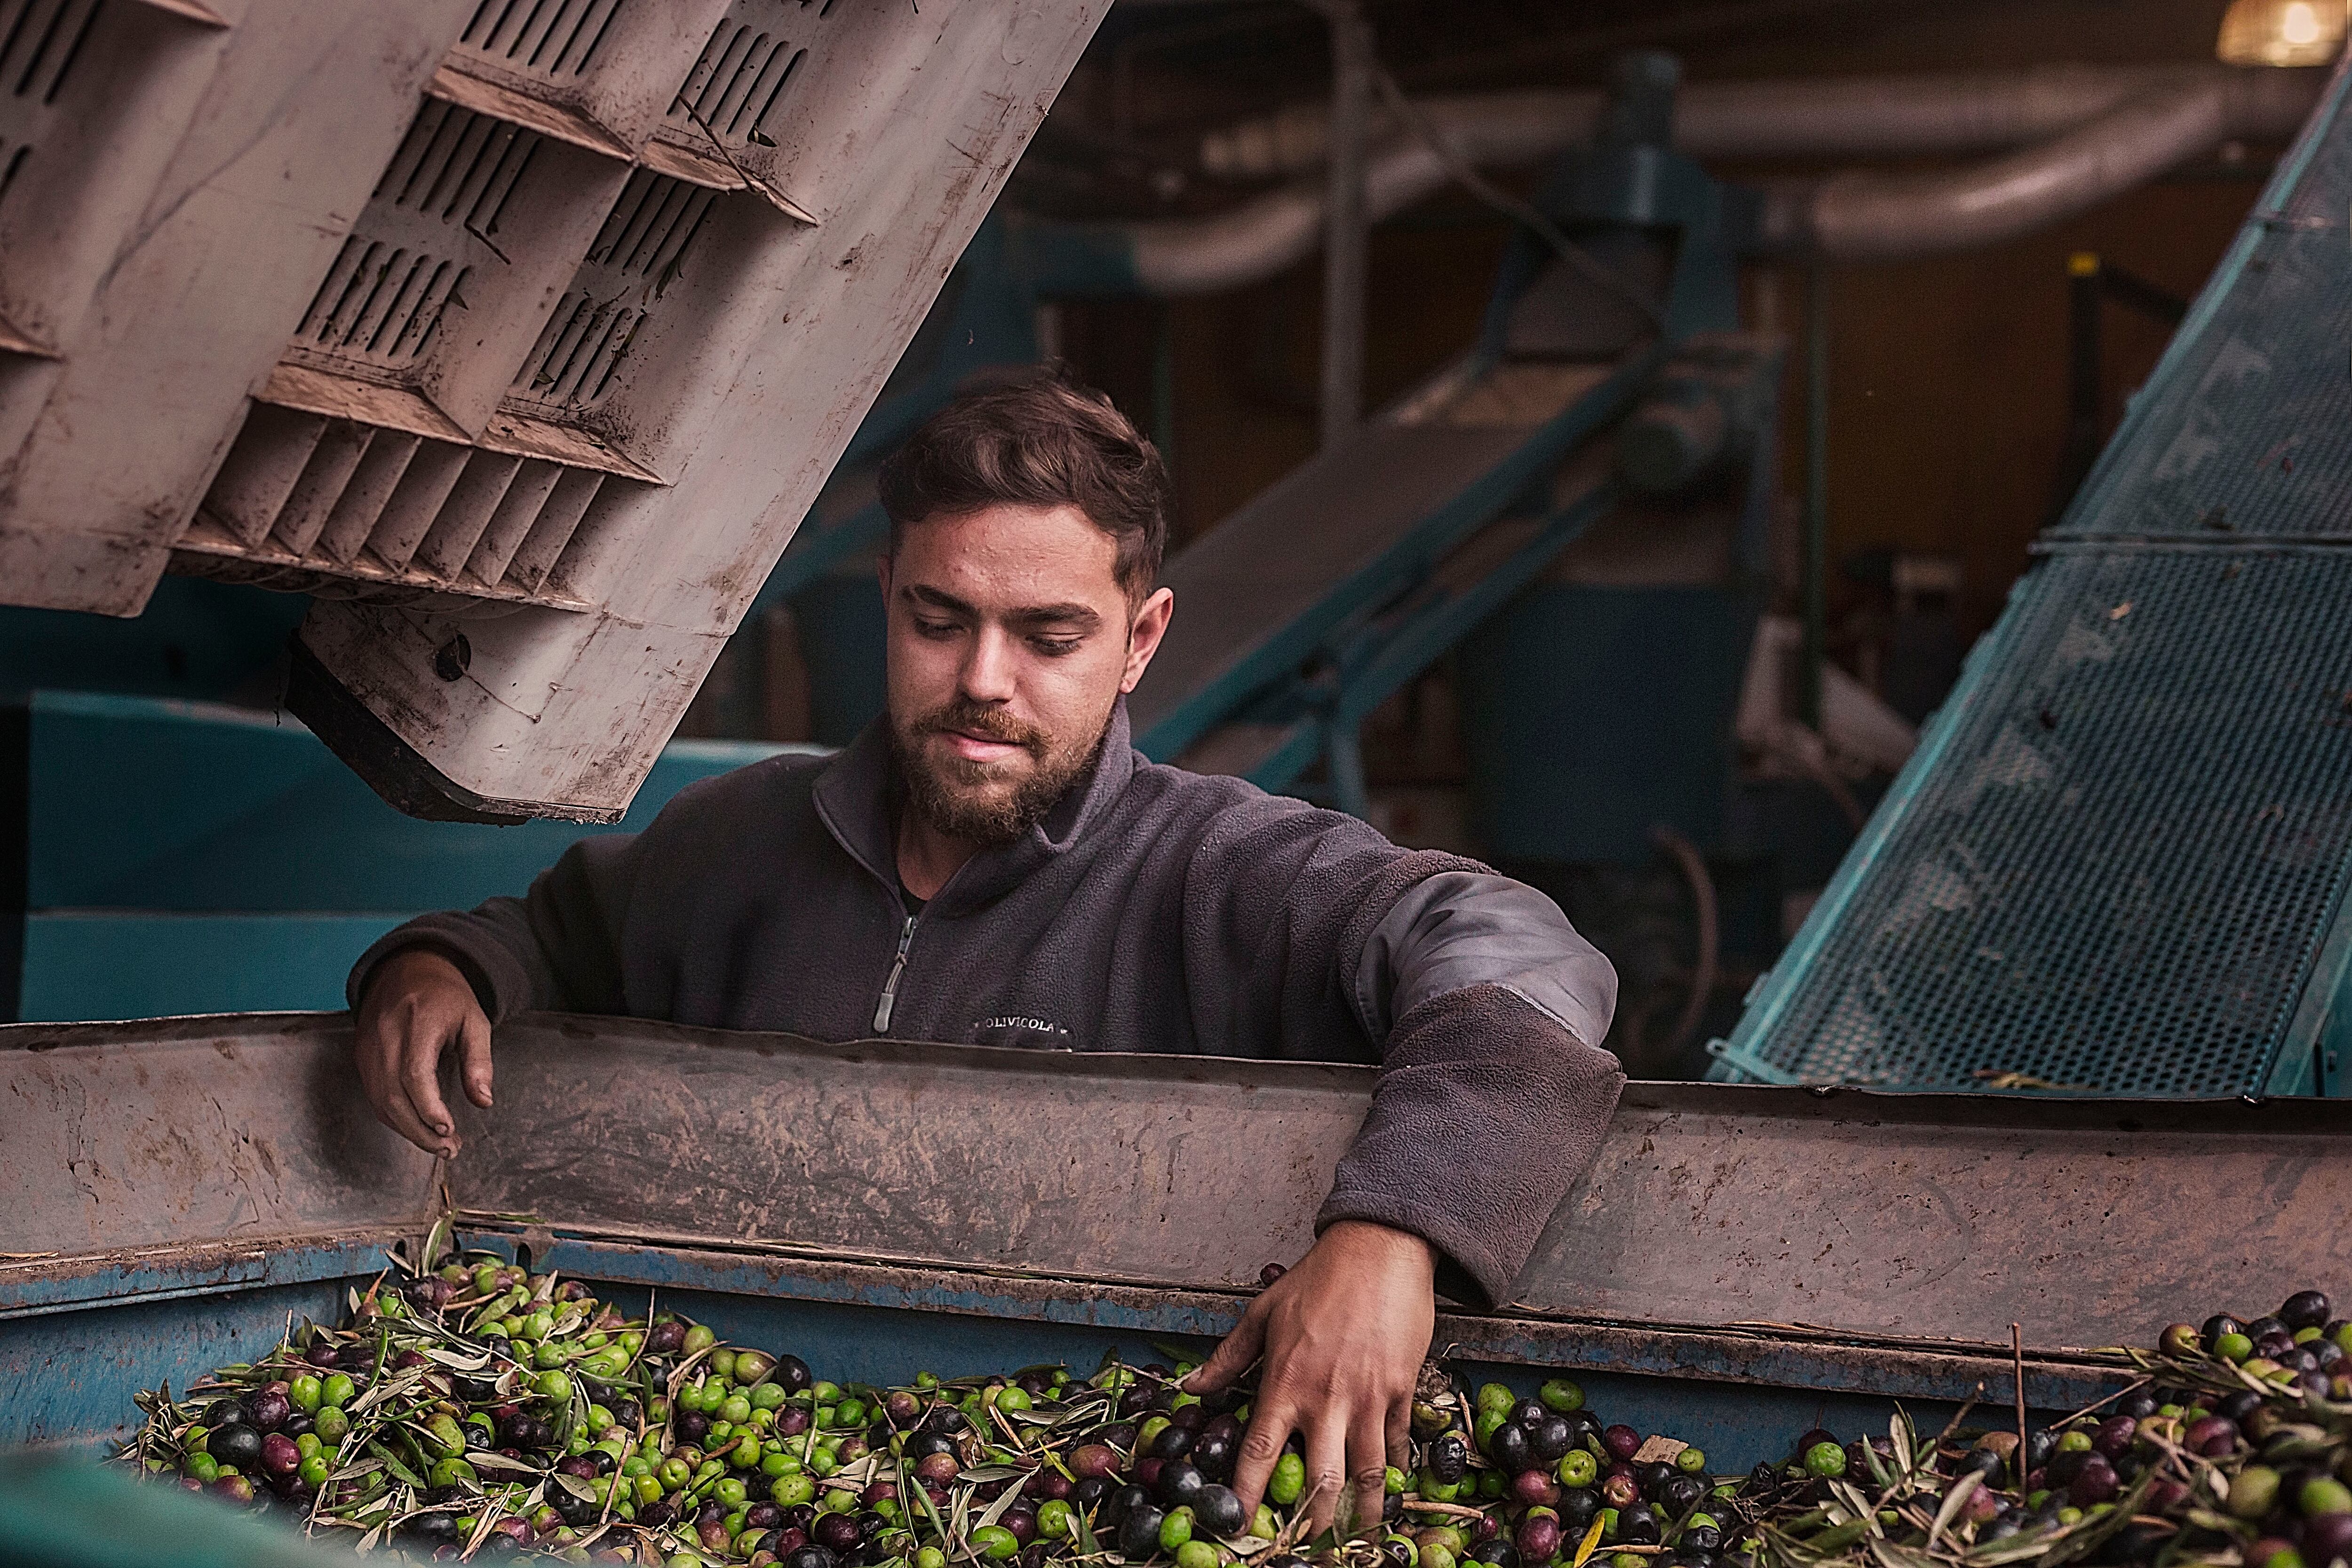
[1517,1510,1563,1563]
[210,1474,257,1505]
[241,1388,291,1433]
[259,1433,301,1478]
[2186,1417,2241,1457]
[646,1321,685,1355]
[2069,1457,2121,1507]
[813,1511,864,1552]
[1070,1444,1121,1479]
[2094,1417,2136,1458]
[304,1343,340,1369]
[885,1392,922,1425]
[1602,1425,1642,1462]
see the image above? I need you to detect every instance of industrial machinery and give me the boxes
[1711,55,2352,1098]
[0,0,1104,823]
[7,1011,2347,1491]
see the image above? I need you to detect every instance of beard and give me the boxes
[890,695,1112,848]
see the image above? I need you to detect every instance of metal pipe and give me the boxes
[1762,76,2259,261]
[1199,64,2319,177]
[1099,66,2321,294]
[1320,0,1373,448]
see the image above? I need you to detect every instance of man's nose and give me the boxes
[960,626,1019,702]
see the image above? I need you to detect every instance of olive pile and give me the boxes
[120,1260,2352,1568]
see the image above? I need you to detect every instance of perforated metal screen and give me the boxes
[1720,61,2352,1095]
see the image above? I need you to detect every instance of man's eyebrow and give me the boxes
[1007,602,1103,630]
[903,583,1102,630]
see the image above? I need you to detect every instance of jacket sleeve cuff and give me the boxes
[1315,982,1624,1309]
[346,912,541,1022]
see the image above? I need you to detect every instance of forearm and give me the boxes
[346,834,636,1022]
[1319,982,1624,1308]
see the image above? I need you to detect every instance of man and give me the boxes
[352,371,1623,1538]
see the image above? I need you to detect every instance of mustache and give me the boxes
[915,700,1048,753]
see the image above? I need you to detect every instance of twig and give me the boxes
[2012,1323,2029,1481]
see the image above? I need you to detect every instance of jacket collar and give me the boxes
[812,697,1138,918]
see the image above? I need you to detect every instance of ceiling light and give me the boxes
[2217,0,2349,66]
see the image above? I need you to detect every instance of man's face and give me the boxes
[882,503,1173,846]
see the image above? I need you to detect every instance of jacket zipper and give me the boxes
[872,914,916,1033]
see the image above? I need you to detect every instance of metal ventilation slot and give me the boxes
[503,466,604,592]
[510,169,715,414]
[316,433,425,565]
[671,19,803,145]
[412,450,524,578]
[201,405,328,547]
[363,441,471,570]
[0,0,101,235]
[461,458,564,585]
[644,1,824,214]
[267,419,377,557]
[459,0,626,78]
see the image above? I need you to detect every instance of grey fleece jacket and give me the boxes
[350,700,1624,1308]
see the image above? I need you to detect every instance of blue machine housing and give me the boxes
[0,691,814,1022]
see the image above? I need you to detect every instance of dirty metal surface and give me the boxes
[0,1013,437,1269]
[6,1014,2347,1363]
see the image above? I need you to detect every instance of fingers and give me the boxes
[1185,1295,1269,1395]
[1385,1394,1411,1475]
[1231,1392,1296,1519]
[1349,1400,1391,1542]
[459,1009,495,1110]
[398,1016,460,1159]
[1303,1409,1351,1541]
[355,1011,443,1155]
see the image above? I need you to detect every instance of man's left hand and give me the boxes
[1185,1220,1438,1541]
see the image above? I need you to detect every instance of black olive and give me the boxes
[552,1486,599,1526]
[906,1432,956,1462]
[2281,1292,2332,1332]
[1960,1449,2006,1486]
[1429,1433,1469,1486]
[2117,1392,2159,1420]
[1510,1400,1549,1428]
[1149,1425,1195,1462]
[201,1400,244,1431]
[1070,1476,1111,1511]
[929,1408,970,1436]
[771,1355,814,1394]
[1193,1484,1247,1538]
[404,1513,461,1544]
[1157,1461,1205,1509]
[1619,1505,1661,1547]
[1636,1462,1675,1499]
[2024,1430,2059,1470]
[1104,1485,1151,1528]
[1117,1505,1166,1561]
[1530,1417,1574,1465]
[1659,1475,1707,1516]
[1192,1430,1236,1482]
[1685,1526,1723,1554]
[1383,1539,1415,1568]
[1488,1424,1532,1474]
[1557,1489,1601,1529]
[1472,1544,1521,1568]
[206,1425,263,1470]
[786,1549,839,1568]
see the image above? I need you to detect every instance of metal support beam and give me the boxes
[1800,264,1829,727]
[1319,0,1373,450]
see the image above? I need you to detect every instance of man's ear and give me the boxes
[1121,586,1175,694]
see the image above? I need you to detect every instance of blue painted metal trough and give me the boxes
[6,1011,2348,1506]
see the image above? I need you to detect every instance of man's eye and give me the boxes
[914,618,960,639]
[1031,637,1083,657]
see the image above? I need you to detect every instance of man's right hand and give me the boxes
[355,947,494,1158]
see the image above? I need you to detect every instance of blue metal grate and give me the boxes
[1724,549,2352,1094]
[1718,58,2352,1095]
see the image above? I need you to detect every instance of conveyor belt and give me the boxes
[1129,356,1651,764]
[1714,59,2352,1096]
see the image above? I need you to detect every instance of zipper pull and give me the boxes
[873,915,916,1033]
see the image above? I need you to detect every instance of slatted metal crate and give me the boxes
[0,0,1103,821]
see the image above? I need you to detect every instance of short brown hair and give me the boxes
[877,369,1169,602]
